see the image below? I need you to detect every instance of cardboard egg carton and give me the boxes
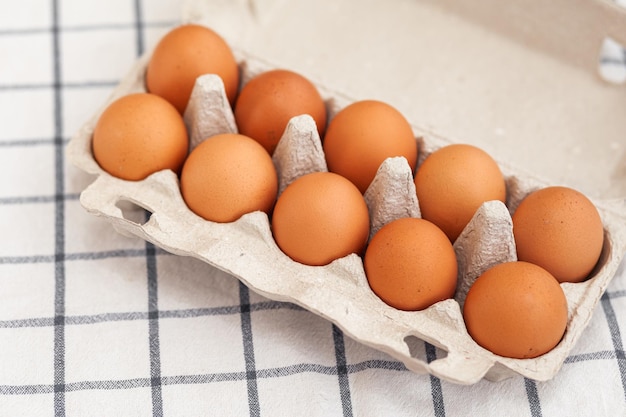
[68,0,626,384]
[67,45,626,384]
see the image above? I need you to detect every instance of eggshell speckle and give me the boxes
[323,100,418,193]
[92,93,188,181]
[271,171,370,266]
[414,144,506,242]
[364,217,458,311]
[180,133,277,223]
[146,24,239,113]
[512,186,604,283]
[463,261,568,359]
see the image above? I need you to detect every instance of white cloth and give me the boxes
[1,1,626,416]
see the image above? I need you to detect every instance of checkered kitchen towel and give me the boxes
[1,1,626,416]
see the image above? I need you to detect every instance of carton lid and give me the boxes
[183,0,626,199]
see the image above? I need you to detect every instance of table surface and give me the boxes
[1,1,626,416]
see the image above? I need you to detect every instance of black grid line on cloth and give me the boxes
[0,358,409,396]
[134,0,145,59]
[147,240,164,417]
[524,378,542,417]
[425,342,445,417]
[332,324,354,417]
[0,297,303,329]
[132,2,165,415]
[239,282,261,417]
[51,1,67,415]
[0,21,175,37]
[565,349,625,363]
[0,248,167,265]
[333,327,354,414]
[0,193,79,206]
[0,81,119,91]
[0,138,61,147]
[601,291,626,404]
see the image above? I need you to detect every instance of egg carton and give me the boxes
[67,37,626,384]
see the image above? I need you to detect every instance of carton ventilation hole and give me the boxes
[115,199,153,226]
[404,335,448,362]
[598,37,626,84]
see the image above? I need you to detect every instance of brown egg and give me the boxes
[92,93,188,181]
[271,171,370,266]
[145,24,239,113]
[463,261,568,359]
[180,133,277,223]
[323,100,417,193]
[512,186,604,283]
[234,69,327,155]
[364,217,457,311]
[414,144,506,242]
